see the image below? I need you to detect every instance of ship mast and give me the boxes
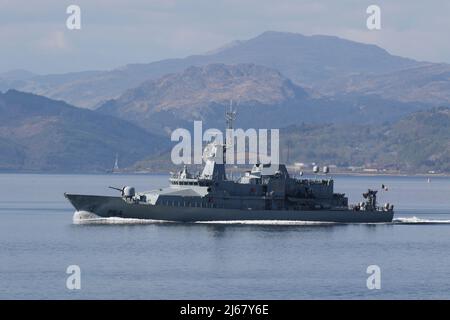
[225,100,237,150]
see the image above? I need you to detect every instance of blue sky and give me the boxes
[1,0,449,74]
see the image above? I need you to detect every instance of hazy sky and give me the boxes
[1,0,449,74]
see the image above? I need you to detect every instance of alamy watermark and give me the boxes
[366,5,381,30]
[66,265,81,290]
[64,5,380,32]
[66,5,81,30]
[171,121,279,173]
[366,265,381,290]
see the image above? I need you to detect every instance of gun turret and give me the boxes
[109,186,135,199]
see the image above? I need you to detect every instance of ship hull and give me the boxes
[65,193,394,223]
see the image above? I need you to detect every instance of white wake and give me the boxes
[393,216,450,224]
[195,220,336,225]
[72,211,170,225]
[73,211,450,226]
[72,211,335,226]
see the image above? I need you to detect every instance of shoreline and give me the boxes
[0,170,449,178]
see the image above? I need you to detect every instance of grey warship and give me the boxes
[65,111,394,224]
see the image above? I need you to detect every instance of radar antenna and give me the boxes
[226,100,237,129]
[225,100,237,148]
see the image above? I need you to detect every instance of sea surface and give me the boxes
[0,173,449,299]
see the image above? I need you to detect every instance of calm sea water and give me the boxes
[0,173,450,299]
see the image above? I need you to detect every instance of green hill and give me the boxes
[133,107,450,174]
[0,90,167,172]
[281,107,450,173]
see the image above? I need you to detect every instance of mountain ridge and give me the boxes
[319,63,450,105]
[97,63,428,135]
[0,31,426,108]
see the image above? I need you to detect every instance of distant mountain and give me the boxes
[0,90,167,172]
[197,31,420,84]
[98,63,427,135]
[0,69,36,81]
[0,31,424,108]
[98,63,309,134]
[0,70,104,109]
[319,63,450,106]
